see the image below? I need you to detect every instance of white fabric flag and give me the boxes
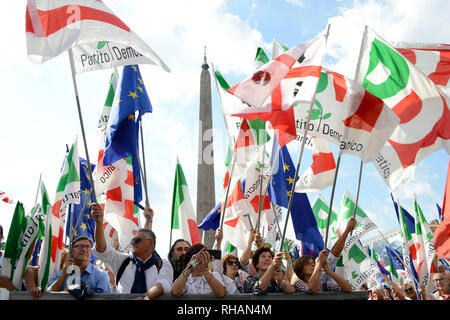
[26,0,169,73]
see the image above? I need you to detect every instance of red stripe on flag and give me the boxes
[124,199,138,225]
[274,53,297,69]
[106,186,122,202]
[226,182,244,208]
[270,85,282,111]
[428,50,450,86]
[187,219,201,244]
[125,169,134,186]
[392,90,422,124]
[26,5,130,37]
[389,93,450,168]
[250,195,270,213]
[285,66,321,79]
[396,48,417,64]
[326,71,348,102]
[311,152,336,175]
[234,119,255,149]
[342,91,383,133]
[224,216,240,228]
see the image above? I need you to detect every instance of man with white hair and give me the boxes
[92,203,173,300]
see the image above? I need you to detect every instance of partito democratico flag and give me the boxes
[356,26,450,190]
[25,0,170,73]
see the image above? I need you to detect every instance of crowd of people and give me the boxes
[0,204,448,301]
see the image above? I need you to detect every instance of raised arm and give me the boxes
[330,218,357,257]
[321,254,352,292]
[91,203,106,253]
[240,228,256,267]
[142,207,154,230]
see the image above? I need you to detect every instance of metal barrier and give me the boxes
[8,290,368,300]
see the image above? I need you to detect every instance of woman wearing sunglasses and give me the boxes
[171,243,226,297]
[221,254,248,294]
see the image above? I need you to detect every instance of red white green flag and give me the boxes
[170,159,201,245]
[37,182,53,290]
[0,202,27,280]
[356,27,450,190]
[50,138,80,277]
[226,31,327,114]
[222,180,251,250]
[295,137,336,193]
[413,194,437,294]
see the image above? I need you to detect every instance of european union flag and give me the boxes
[104,65,152,205]
[268,137,324,252]
[386,246,404,270]
[390,193,415,233]
[66,158,96,244]
[198,201,222,231]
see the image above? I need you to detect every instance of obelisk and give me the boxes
[197,48,216,249]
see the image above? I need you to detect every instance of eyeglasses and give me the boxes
[226,260,239,266]
[72,244,91,251]
[131,237,152,244]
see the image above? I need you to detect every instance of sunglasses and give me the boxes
[131,237,152,244]
[226,260,239,266]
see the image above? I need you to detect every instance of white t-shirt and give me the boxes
[183,272,225,295]
[94,244,173,294]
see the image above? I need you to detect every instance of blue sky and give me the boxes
[1,0,449,258]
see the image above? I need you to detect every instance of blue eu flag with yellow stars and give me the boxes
[66,158,96,244]
[386,246,404,270]
[268,137,324,254]
[103,65,152,204]
[198,201,222,231]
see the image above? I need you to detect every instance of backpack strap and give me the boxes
[116,257,131,284]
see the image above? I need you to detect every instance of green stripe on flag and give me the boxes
[56,143,80,193]
[254,47,269,64]
[170,160,188,229]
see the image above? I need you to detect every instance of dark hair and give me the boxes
[181,243,206,269]
[222,253,242,274]
[168,239,191,261]
[293,255,314,281]
[251,246,274,272]
[0,224,3,240]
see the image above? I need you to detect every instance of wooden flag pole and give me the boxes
[68,49,99,222]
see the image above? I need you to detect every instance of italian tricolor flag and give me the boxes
[171,159,201,245]
[50,138,80,278]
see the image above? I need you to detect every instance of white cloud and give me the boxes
[325,0,450,78]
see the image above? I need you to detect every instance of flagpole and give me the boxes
[323,152,342,248]
[220,158,236,229]
[256,143,267,232]
[33,174,42,213]
[139,119,150,209]
[350,25,369,225]
[350,160,364,235]
[324,25,368,247]
[68,49,99,221]
[279,24,331,253]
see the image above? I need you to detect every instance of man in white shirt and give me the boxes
[92,203,173,299]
